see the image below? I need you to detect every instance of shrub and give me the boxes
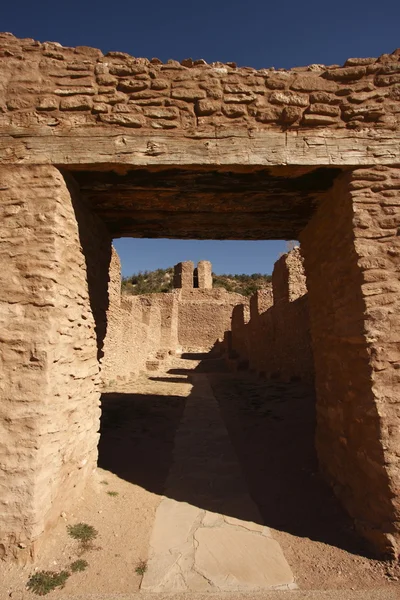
[135,559,148,576]
[67,523,98,550]
[27,570,70,595]
[70,559,89,573]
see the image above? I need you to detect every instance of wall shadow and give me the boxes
[209,372,375,558]
[98,362,374,558]
[148,376,190,384]
[181,352,211,360]
[98,391,186,495]
[63,170,112,362]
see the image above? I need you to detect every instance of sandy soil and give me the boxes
[1,359,399,598]
[2,467,159,598]
[1,373,190,599]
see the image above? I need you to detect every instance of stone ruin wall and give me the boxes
[101,248,180,383]
[228,208,400,557]
[102,250,313,385]
[300,166,400,555]
[1,33,400,560]
[177,288,246,352]
[0,165,111,560]
[174,261,246,352]
[0,32,400,137]
[101,257,246,381]
[228,248,314,383]
[100,171,400,557]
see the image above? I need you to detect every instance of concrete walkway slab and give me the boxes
[141,374,296,592]
[194,526,294,590]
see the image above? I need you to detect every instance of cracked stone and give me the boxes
[202,510,224,527]
[223,515,267,534]
[148,498,201,554]
[194,526,295,590]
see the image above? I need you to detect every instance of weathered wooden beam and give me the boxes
[100,209,305,239]
[0,128,400,167]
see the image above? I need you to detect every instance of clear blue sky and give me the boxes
[3,1,399,275]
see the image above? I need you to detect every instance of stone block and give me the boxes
[173,261,194,289]
[196,260,212,289]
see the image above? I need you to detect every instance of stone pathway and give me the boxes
[142,372,296,592]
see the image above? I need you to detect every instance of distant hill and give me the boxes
[121,268,272,297]
[211,272,272,296]
[122,268,175,295]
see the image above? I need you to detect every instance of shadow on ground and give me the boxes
[98,351,373,559]
[98,391,186,495]
[148,376,189,384]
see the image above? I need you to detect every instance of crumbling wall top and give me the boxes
[0,32,399,138]
[249,287,274,318]
[273,247,307,304]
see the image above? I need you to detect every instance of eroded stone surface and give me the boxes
[102,257,245,384]
[0,165,111,560]
[229,247,313,383]
[300,167,400,556]
[0,33,399,135]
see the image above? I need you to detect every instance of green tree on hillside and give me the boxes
[121,268,271,297]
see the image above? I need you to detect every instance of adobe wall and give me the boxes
[172,259,247,351]
[229,248,314,383]
[102,257,245,375]
[0,165,111,560]
[102,252,311,375]
[0,33,400,157]
[230,303,251,362]
[1,34,399,559]
[197,260,213,290]
[102,248,143,382]
[245,288,274,373]
[177,288,247,352]
[300,167,400,556]
[174,261,194,290]
[101,252,180,383]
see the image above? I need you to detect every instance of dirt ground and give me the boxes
[208,371,400,591]
[1,373,190,599]
[1,358,399,598]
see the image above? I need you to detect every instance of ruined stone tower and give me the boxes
[173,260,213,290]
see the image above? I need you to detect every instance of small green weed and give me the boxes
[100,480,109,485]
[27,570,70,595]
[135,559,148,576]
[70,559,89,573]
[67,523,98,550]
[107,490,119,497]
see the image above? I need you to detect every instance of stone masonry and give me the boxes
[1,34,400,560]
[173,261,245,351]
[102,257,245,382]
[300,167,400,555]
[228,248,313,383]
[0,33,400,136]
[0,165,111,560]
[173,261,195,290]
[197,261,213,289]
[101,248,168,383]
